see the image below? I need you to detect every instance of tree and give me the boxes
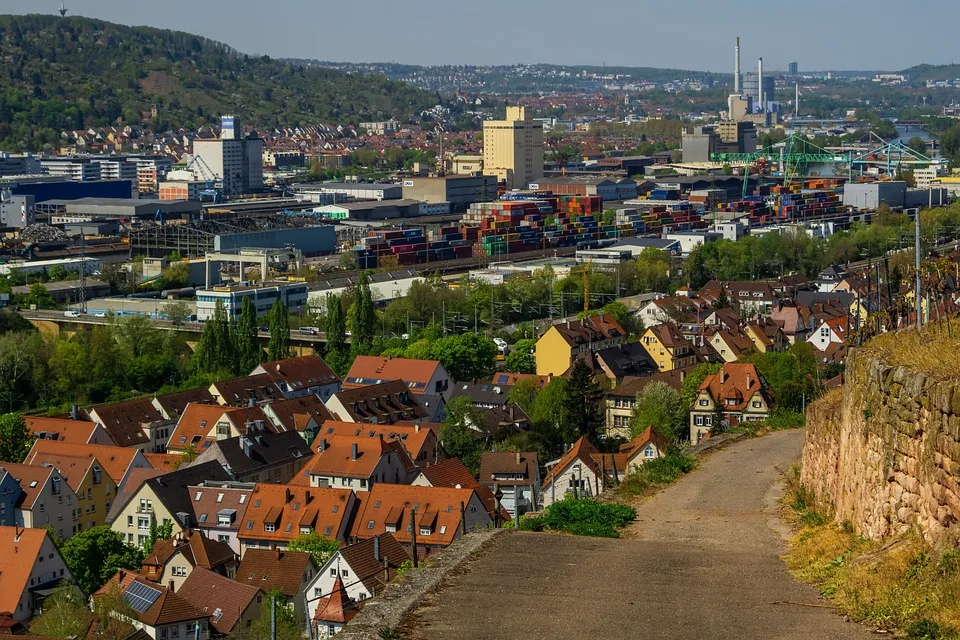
[431,333,497,382]
[29,585,88,638]
[142,520,174,554]
[508,378,538,414]
[349,272,377,356]
[0,413,31,463]
[630,381,685,441]
[440,396,485,474]
[339,251,359,271]
[906,136,928,157]
[236,296,260,373]
[323,293,349,375]
[163,300,191,326]
[192,299,236,374]
[504,338,535,374]
[24,283,56,308]
[0,333,33,411]
[267,299,291,362]
[561,359,604,442]
[288,532,340,566]
[714,286,730,309]
[92,583,139,640]
[59,526,144,594]
[238,588,303,640]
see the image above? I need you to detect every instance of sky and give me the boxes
[6,0,959,72]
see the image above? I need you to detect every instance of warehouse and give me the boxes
[12,278,110,303]
[214,225,335,255]
[0,256,101,276]
[315,199,449,221]
[292,182,402,202]
[45,198,201,223]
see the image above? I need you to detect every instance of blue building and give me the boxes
[0,468,23,526]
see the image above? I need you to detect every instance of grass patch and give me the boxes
[782,470,960,636]
[519,498,636,538]
[615,454,698,499]
[732,409,806,437]
[860,317,960,379]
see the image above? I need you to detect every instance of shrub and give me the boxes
[520,498,636,538]
[616,455,697,499]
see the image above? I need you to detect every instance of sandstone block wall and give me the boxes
[801,348,960,543]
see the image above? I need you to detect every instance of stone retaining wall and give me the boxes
[802,347,960,543]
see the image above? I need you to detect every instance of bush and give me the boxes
[616,455,697,499]
[520,498,636,538]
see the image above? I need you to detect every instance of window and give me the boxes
[127,515,134,527]
[86,488,92,500]
[698,399,708,406]
[367,521,375,529]
[439,525,446,535]
[330,568,337,577]
[752,401,762,408]
[420,527,431,536]
[694,415,704,426]
[138,517,150,531]
[160,628,168,640]
[300,527,311,535]
[170,627,179,639]
[218,535,230,544]
[264,523,275,532]
[644,446,656,459]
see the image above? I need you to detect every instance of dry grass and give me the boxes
[861,317,960,379]
[782,469,960,638]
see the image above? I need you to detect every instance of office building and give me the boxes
[40,157,102,181]
[192,116,264,197]
[136,156,173,193]
[483,106,544,189]
[195,281,309,321]
[789,61,799,76]
[401,175,497,212]
[93,158,138,181]
[0,153,41,176]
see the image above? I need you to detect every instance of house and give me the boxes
[808,317,849,352]
[251,355,341,401]
[88,398,173,453]
[468,404,532,440]
[0,463,77,541]
[150,387,217,422]
[702,280,779,316]
[343,356,452,401]
[237,483,356,553]
[188,482,254,554]
[410,458,508,524]
[235,548,317,620]
[263,395,334,443]
[490,372,552,389]
[604,427,671,480]
[140,528,237,591]
[690,363,774,443]
[708,327,756,363]
[0,526,76,622]
[815,264,849,292]
[24,440,151,491]
[25,416,113,446]
[638,292,710,325]
[535,314,627,377]
[107,461,231,546]
[478,452,540,518]
[310,577,360,639]
[703,306,742,330]
[94,569,210,640]
[311,421,445,468]
[603,369,688,438]
[744,318,789,353]
[209,373,285,407]
[540,437,604,508]
[176,568,263,637]
[591,342,658,383]
[448,381,512,409]
[23,451,116,534]
[186,421,312,483]
[306,434,417,491]
[349,483,491,553]
[640,323,699,372]
[0,469,20,527]
[325,380,429,424]
[305,534,410,636]
[165,404,241,455]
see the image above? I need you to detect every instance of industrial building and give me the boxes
[1,176,135,203]
[11,278,110,303]
[292,182,402,202]
[483,106,545,189]
[315,199,449,221]
[527,177,638,201]
[0,153,42,176]
[41,198,201,224]
[0,193,35,229]
[401,175,497,212]
[0,256,101,276]
[681,122,757,163]
[191,116,264,197]
[842,182,949,210]
[195,281,308,321]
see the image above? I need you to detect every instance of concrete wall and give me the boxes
[802,347,960,544]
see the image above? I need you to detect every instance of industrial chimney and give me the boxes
[734,37,741,94]
[757,57,764,113]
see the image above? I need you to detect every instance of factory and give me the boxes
[842,182,949,210]
[40,198,202,224]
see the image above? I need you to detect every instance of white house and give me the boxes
[540,437,604,508]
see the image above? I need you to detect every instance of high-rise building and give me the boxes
[482,106,544,190]
[192,116,263,197]
[789,61,799,76]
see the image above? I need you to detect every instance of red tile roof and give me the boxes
[23,453,95,493]
[168,404,239,452]
[313,420,439,464]
[255,355,340,392]
[0,463,55,508]
[329,380,428,423]
[267,396,334,432]
[335,534,410,596]
[25,440,142,486]
[307,435,415,480]
[548,314,625,347]
[237,484,354,544]
[236,548,315,597]
[478,452,539,486]
[0,527,55,615]
[343,356,442,394]
[312,578,358,625]
[95,569,207,626]
[88,398,163,447]
[141,529,236,582]
[698,363,772,411]
[24,416,100,444]
[176,568,260,635]
[418,458,478,489]
[541,437,601,491]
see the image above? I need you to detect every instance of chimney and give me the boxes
[285,488,292,503]
[374,536,381,563]
[241,436,252,459]
[746,372,752,388]
[734,36,741,94]
[70,404,79,420]
[415,423,421,433]
[515,452,521,465]
[274,545,281,561]
[757,57,764,113]
[719,368,726,384]
[351,443,359,461]
[168,580,175,593]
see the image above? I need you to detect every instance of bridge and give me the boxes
[19,310,334,354]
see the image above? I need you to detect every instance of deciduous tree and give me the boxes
[0,413,31,463]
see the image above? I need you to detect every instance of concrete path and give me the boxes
[402,430,873,640]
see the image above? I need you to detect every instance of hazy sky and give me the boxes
[6,0,958,71]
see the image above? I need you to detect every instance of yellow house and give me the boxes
[744,320,788,353]
[535,314,627,377]
[640,323,698,372]
[26,453,117,535]
[107,461,231,547]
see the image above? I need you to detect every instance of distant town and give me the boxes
[2,10,960,640]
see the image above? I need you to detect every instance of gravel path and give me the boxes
[402,430,872,640]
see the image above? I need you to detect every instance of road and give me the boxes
[401,430,872,640]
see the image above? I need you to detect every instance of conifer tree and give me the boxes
[236,296,260,373]
[268,300,291,361]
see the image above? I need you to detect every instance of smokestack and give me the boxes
[795,82,800,117]
[734,36,741,94]
[757,57,764,113]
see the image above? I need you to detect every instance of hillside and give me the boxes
[0,14,438,151]
[901,63,960,82]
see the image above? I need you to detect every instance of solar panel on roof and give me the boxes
[124,581,161,614]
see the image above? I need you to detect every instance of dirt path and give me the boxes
[402,430,872,640]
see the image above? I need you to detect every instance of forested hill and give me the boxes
[0,14,438,151]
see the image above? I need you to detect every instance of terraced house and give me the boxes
[535,314,627,377]
[23,451,115,533]
[640,323,699,372]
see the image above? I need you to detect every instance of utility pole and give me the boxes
[916,209,922,329]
